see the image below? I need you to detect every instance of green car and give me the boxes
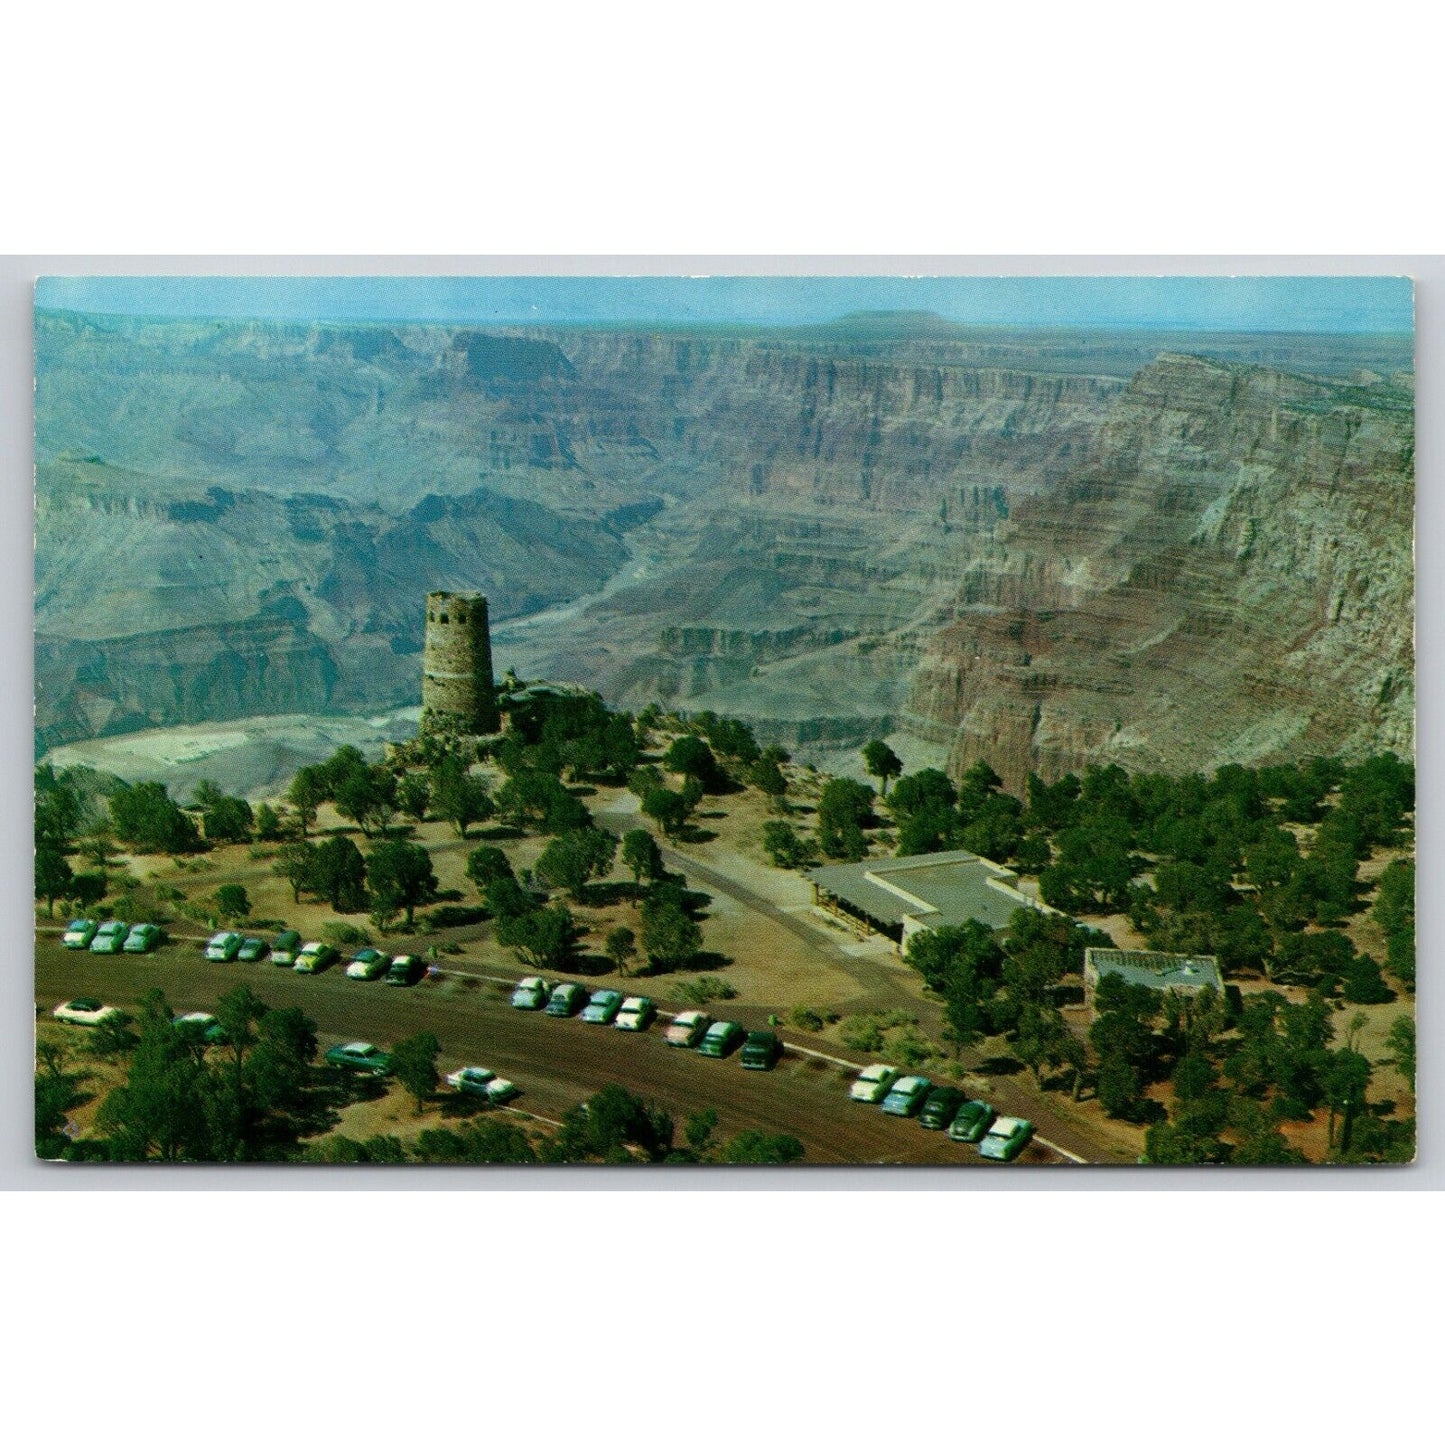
[122,923,163,954]
[919,1085,966,1130]
[948,1099,997,1144]
[740,1030,782,1070]
[324,1041,392,1075]
[236,936,269,962]
[979,1116,1035,1161]
[697,1020,746,1058]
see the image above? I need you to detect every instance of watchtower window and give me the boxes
[427,611,434,622]
[439,613,449,624]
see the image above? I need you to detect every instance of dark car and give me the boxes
[948,1099,997,1144]
[919,1085,966,1131]
[270,930,302,967]
[740,1030,782,1070]
[545,982,586,1018]
[236,936,269,963]
[697,1020,746,1058]
[384,954,422,987]
[324,1041,392,1075]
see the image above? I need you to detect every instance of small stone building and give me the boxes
[1082,948,1223,1016]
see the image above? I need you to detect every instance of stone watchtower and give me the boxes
[421,591,500,734]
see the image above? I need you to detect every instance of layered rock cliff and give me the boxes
[906,355,1415,788]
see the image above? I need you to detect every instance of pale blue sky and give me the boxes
[34,274,1413,334]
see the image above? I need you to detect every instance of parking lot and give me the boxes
[36,933,1060,1165]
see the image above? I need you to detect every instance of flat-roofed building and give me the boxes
[1083,948,1223,1015]
[808,849,1050,950]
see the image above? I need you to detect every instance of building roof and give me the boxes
[808,849,1044,933]
[1084,948,1223,993]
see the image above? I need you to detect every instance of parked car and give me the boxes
[979,1116,1035,1162]
[614,996,656,1031]
[740,1030,782,1070]
[880,1075,932,1118]
[664,1010,711,1047]
[697,1020,746,1058]
[205,931,243,962]
[122,922,162,954]
[919,1085,966,1131]
[172,1011,227,1044]
[236,935,269,962]
[270,930,302,966]
[445,1066,518,1103]
[948,1099,997,1144]
[293,941,337,975]
[52,997,121,1027]
[849,1063,900,1104]
[324,1041,392,1074]
[545,982,586,1018]
[385,954,422,987]
[61,919,98,950]
[581,989,624,1024]
[90,921,129,955]
[510,976,550,1010]
[346,948,390,980]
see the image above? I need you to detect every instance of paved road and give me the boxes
[36,939,1063,1166]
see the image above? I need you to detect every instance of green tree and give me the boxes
[817,777,875,860]
[210,984,268,1159]
[96,990,211,1160]
[465,844,514,893]
[664,735,722,791]
[334,764,399,838]
[254,803,284,841]
[110,781,202,854]
[534,827,617,899]
[35,765,86,851]
[718,1131,806,1164]
[639,894,703,972]
[247,1006,317,1117]
[761,819,814,868]
[496,905,579,972]
[311,835,368,913]
[1372,858,1415,986]
[203,793,254,844]
[287,766,328,838]
[216,883,250,922]
[485,875,534,921]
[1385,1016,1415,1094]
[605,925,637,977]
[545,1084,673,1162]
[35,846,74,917]
[749,754,788,808]
[862,739,903,796]
[643,788,689,837]
[366,839,439,927]
[398,774,431,823]
[621,828,663,897]
[273,839,317,903]
[391,1032,441,1115]
[430,757,493,838]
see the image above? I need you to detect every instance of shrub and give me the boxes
[320,921,372,949]
[839,1014,886,1053]
[672,976,738,1006]
[788,1005,836,1032]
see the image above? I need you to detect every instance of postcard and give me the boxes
[33,274,1416,1165]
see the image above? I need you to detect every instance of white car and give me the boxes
[664,1009,711,1047]
[61,919,98,949]
[445,1066,520,1103]
[346,949,390,980]
[510,976,550,1009]
[205,931,243,962]
[849,1063,901,1103]
[614,996,656,1031]
[52,997,122,1027]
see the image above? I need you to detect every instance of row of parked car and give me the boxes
[848,1064,1035,1160]
[509,976,784,1069]
[62,918,162,954]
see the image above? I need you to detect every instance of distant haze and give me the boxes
[35,274,1413,335]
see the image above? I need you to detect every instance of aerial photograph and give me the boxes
[32,273,1416,1166]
